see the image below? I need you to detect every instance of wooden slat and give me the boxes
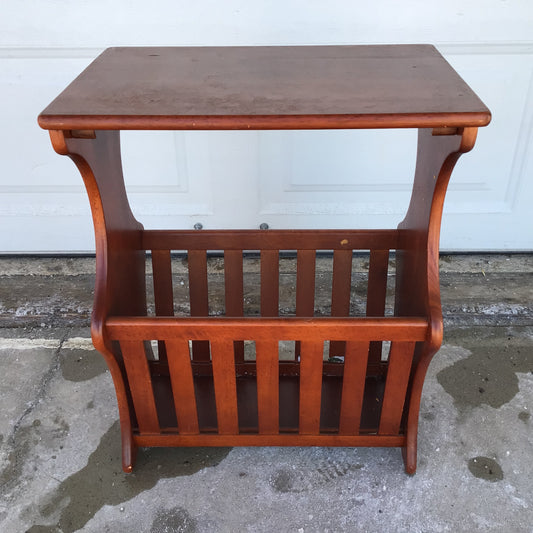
[338,341,370,435]
[120,340,160,433]
[224,250,244,363]
[107,317,429,343]
[329,249,353,357]
[224,250,244,316]
[295,250,316,360]
[188,250,210,361]
[296,250,316,317]
[143,229,399,252]
[255,339,280,434]
[378,341,416,435]
[135,433,406,448]
[152,249,174,316]
[367,249,390,364]
[210,339,239,434]
[152,249,174,363]
[260,250,279,317]
[299,340,324,434]
[165,339,199,434]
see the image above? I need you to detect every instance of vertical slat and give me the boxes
[366,249,390,364]
[210,338,239,434]
[329,249,353,357]
[256,339,279,434]
[165,339,199,434]
[296,250,316,316]
[299,340,323,434]
[224,250,244,362]
[378,341,416,435]
[260,250,279,317]
[152,249,174,316]
[152,249,174,363]
[338,341,370,435]
[295,250,316,359]
[188,250,210,361]
[121,340,159,433]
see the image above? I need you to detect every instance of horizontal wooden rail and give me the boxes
[134,433,406,448]
[106,316,428,342]
[142,229,399,251]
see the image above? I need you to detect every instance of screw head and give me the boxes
[193,222,203,230]
[259,223,269,230]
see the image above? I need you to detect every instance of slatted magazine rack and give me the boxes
[39,45,490,474]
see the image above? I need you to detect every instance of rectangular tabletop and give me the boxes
[38,45,491,131]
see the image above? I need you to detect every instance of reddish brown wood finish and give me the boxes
[39,46,490,131]
[151,249,173,362]
[260,250,279,317]
[338,342,370,435]
[255,339,280,434]
[223,250,245,363]
[187,250,211,362]
[40,45,489,474]
[165,339,199,434]
[329,250,353,357]
[367,250,390,364]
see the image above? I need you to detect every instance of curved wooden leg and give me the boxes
[50,129,147,473]
[395,127,479,474]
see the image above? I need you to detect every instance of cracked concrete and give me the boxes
[0,254,532,532]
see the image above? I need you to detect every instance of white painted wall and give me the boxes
[1,1,532,252]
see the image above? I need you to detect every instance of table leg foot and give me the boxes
[121,430,137,473]
[402,441,417,475]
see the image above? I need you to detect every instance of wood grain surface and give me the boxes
[39,45,491,130]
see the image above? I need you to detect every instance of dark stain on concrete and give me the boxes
[437,329,533,411]
[270,460,363,493]
[0,427,31,489]
[271,468,296,493]
[1,416,71,493]
[468,456,504,482]
[60,348,108,382]
[518,411,530,422]
[51,416,69,438]
[26,422,230,533]
[150,506,198,533]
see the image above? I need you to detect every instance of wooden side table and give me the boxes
[39,45,491,474]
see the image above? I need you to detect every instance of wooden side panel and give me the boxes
[260,250,279,317]
[299,340,324,434]
[338,341,370,435]
[378,342,416,435]
[210,339,239,434]
[120,340,160,433]
[165,339,199,434]
[188,250,210,361]
[224,250,245,362]
[256,339,280,434]
[367,250,390,364]
[330,249,353,357]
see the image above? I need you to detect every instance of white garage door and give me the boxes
[1,1,532,252]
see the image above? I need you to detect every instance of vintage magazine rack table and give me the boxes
[38,45,490,474]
